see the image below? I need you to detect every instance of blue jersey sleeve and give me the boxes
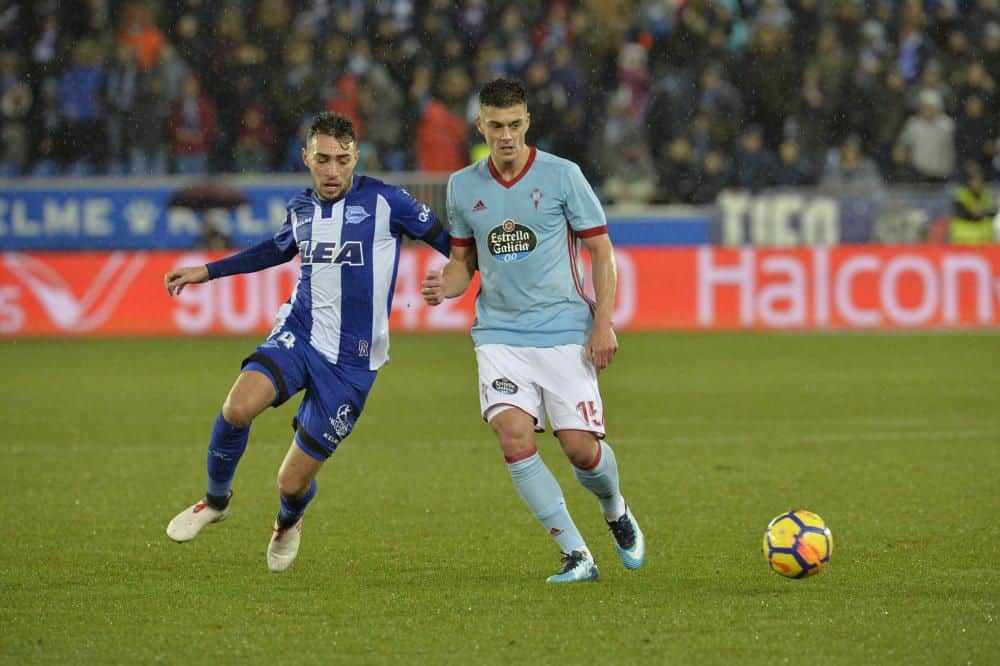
[205,212,298,279]
[562,163,608,234]
[388,186,450,256]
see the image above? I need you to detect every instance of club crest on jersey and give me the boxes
[344,205,370,225]
[487,219,537,263]
[492,378,518,395]
[530,188,543,209]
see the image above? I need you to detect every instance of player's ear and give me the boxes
[475,115,484,137]
[301,146,309,168]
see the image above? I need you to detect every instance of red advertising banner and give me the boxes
[1,246,998,337]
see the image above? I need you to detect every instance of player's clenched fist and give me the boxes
[164,265,210,296]
[421,269,445,306]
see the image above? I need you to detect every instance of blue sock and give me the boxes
[508,451,587,555]
[573,441,627,520]
[206,413,250,499]
[278,479,317,528]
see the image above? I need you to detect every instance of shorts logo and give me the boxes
[328,403,355,441]
[492,378,518,395]
[487,220,537,263]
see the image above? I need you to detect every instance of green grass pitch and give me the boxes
[1,332,998,664]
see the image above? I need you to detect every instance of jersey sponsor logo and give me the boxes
[298,239,365,266]
[472,199,487,212]
[492,377,518,394]
[344,205,370,225]
[487,220,537,263]
[295,213,313,228]
[357,339,369,358]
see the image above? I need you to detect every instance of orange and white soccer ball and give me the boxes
[763,509,833,578]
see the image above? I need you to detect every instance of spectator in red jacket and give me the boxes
[167,73,217,174]
[415,97,467,172]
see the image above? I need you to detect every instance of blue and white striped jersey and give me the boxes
[270,174,442,371]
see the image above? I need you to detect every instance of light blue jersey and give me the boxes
[447,147,608,347]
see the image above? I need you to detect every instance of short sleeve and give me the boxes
[562,163,607,236]
[446,174,473,242]
[387,186,437,239]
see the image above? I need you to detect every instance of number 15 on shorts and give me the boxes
[576,400,604,427]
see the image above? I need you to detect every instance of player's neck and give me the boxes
[490,146,533,180]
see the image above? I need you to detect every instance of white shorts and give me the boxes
[474,343,606,437]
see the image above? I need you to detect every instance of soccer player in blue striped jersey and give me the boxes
[164,111,449,572]
[421,78,645,583]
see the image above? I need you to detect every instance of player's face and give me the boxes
[302,133,359,200]
[477,104,530,166]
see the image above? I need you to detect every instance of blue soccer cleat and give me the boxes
[607,505,645,570]
[546,550,599,583]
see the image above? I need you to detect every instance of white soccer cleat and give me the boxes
[166,499,229,543]
[267,519,302,573]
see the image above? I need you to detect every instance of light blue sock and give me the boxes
[508,451,587,554]
[573,441,627,520]
[206,413,250,499]
[278,479,317,528]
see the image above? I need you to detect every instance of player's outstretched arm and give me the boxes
[582,233,619,370]
[422,244,477,306]
[164,265,210,296]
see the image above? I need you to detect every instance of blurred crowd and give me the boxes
[1,0,999,205]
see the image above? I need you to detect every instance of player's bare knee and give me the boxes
[221,398,255,427]
[276,473,310,499]
[558,432,599,469]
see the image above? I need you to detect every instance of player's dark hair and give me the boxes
[479,78,527,109]
[309,111,357,144]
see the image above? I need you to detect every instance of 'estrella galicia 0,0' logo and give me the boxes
[492,378,518,394]
[487,220,537,263]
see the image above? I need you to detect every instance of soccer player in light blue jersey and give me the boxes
[422,79,645,583]
[164,112,449,572]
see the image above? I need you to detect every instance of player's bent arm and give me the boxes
[422,243,476,306]
[440,243,477,298]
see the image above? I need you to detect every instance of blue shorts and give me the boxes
[242,322,377,461]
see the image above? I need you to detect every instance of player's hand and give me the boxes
[164,265,210,296]
[421,269,445,306]
[585,318,618,371]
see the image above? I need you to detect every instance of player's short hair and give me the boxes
[308,111,357,145]
[479,78,527,109]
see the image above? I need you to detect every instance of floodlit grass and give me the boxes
[1,332,998,664]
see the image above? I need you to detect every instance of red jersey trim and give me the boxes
[450,237,475,246]
[575,225,608,239]
[487,146,537,189]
